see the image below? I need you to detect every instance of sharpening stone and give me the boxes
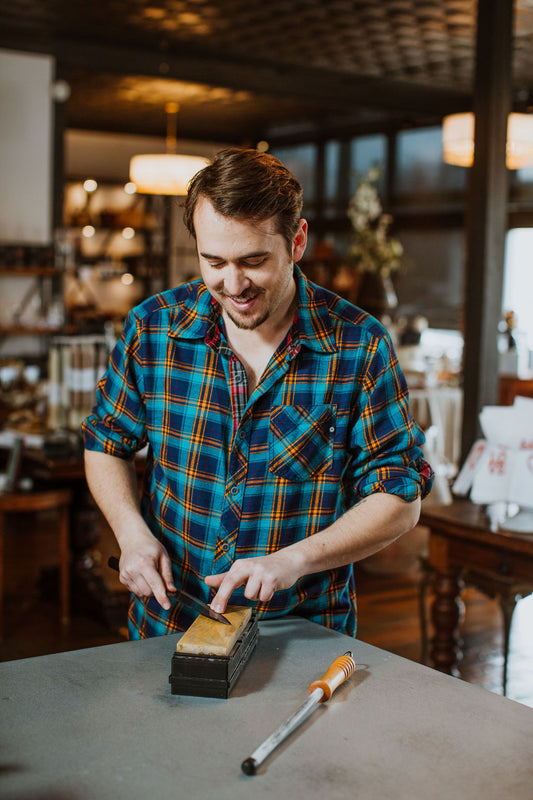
[169,613,258,698]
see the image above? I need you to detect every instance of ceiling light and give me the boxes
[129,102,209,195]
[442,112,533,169]
[83,178,98,193]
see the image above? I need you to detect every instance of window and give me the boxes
[394,227,464,329]
[396,127,466,199]
[269,144,317,214]
[349,135,387,195]
[324,140,341,218]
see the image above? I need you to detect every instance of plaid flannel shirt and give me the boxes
[82,266,432,638]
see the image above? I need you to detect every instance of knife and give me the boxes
[107,556,231,625]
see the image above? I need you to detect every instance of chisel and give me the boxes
[241,650,356,775]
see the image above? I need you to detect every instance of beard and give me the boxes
[219,289,268,330]
[224,306,269,330]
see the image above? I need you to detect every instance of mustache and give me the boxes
[220,288,264,301]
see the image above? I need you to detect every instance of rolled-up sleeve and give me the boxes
[347,332,433,503]
[81,310,147,459]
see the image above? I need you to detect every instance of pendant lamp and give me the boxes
[442,112,533,169]
[129,102,209,195]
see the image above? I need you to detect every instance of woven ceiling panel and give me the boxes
[2,0,480,88]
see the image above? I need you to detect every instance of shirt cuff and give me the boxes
[357,457,434,503]
[81,415,143,460]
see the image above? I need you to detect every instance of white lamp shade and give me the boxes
[129,153,210,195]
[506,114,533,169]
[442,112,533,169]
[442,112,475,167]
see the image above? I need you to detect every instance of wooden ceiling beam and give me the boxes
[53,39,472,117]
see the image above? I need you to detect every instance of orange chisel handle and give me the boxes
[309,651,356,701]
[241,650,357,775]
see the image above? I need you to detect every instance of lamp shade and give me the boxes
[129,153,210,195]
[442,112,533,169]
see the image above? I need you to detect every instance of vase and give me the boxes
[356,272,398,320]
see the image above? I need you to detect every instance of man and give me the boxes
[82,147,432,640]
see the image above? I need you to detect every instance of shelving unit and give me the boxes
[0,180,170,435]
[0,266,59,275]
[0,326,64,335]
[0,260,66,348]
[61,180,169,330]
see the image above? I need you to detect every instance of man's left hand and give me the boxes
[205,549,305,614]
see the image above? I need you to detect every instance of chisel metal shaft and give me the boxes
[241,650,356,775]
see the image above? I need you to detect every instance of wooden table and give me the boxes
[420,499,533,676]
[1,618,532,799]
[20,448,145,629]
[498,372,533,405]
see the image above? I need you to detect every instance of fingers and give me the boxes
[208,572,241,614]
[243,571,263,602]
[120,555,171,610]
[147,567,172,610]
[159,553,177,593]
[206,560,279,614]
[204,574,224,588]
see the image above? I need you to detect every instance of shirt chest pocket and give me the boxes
[268,404,336,482]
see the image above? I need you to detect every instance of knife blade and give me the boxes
[107,556,231,625]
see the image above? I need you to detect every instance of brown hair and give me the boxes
[183,147,303,254]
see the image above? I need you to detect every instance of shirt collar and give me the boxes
[168,280,213,340]
[169,266,337,355]
[292,265,337,354]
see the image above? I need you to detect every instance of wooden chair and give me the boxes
[0,487,72,640]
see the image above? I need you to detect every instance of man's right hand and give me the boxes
[117,531,176,610]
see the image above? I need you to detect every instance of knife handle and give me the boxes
[108,556,120,571]
[308,651,355,701]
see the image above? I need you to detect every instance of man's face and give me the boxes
[193,197,307,331]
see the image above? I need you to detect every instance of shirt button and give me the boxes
[231,485,239,495]
[329,426,335,433]
[221,542,230,553]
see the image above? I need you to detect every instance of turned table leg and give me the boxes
[430,566,464,676]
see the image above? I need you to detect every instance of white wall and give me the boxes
[0,49,54,244]
[65,129,223,183]
[503,228,533,368]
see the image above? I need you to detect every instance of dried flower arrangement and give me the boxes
[347,166,404,279]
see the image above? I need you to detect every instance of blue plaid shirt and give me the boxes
[82,266,432,638]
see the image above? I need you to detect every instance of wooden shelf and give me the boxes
[0,325,64,336]
[0,266,60,276]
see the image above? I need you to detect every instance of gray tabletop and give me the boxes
[1,618,532,800]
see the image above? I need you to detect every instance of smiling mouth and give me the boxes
[223,291,263,309]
